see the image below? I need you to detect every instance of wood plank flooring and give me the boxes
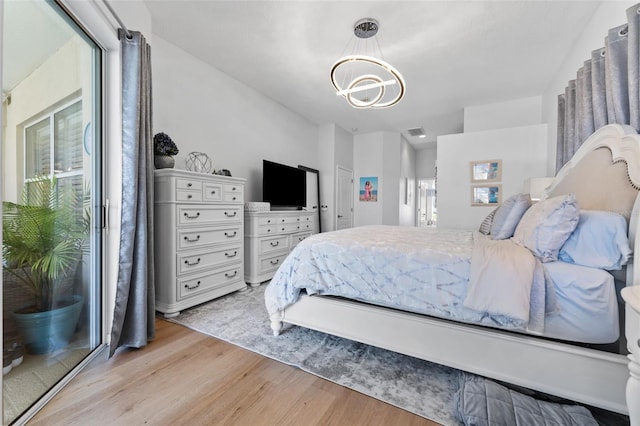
[29,319,441,425]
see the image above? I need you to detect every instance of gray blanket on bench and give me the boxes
[454,373,598,426]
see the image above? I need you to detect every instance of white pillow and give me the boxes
[559,210,631,270]
[490,194,531,240]
[511,194,579,262]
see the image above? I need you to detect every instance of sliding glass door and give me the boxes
[2,0,103,422]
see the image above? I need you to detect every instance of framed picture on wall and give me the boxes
[359,177,378,202]
[470,159,502,183]
[471,185,502,206]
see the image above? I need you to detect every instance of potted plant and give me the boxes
[2,176,89,354]
[154,132,179,168]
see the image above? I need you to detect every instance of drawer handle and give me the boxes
[267,229,271,232]
[297,218,300,221]
[225,251,237,258]
[225,271,238,278]
[211,190,217,195]
[184,281,201,290]
[232,187,236,191]
[270,259,279,265]
[184,212,200,219]
[225,231,237,238]
[297,226,300,229]
[184,257,201,266]
[267,219,271,223]
[187,194,193,199]
[281,227,285,231]
[281,219,285,223]
[187,183,193,187]
[184,235,201,242]
[270,241,279,247]
[232,196,237,201]
[225,211,237,217]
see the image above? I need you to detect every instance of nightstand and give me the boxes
[621,286,640,426]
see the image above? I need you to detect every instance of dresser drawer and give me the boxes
[259,253,289,274]
[298,222,314,232]
[178,205,241,226]
[291,232,312,249]
[259,236,289,254]
[178,266,242,300]
[178,226,242,250]
[177,244,241,275]
[177,178,202,191]
[223,192,242,203]
[203,183,223,201]
[176,189,202,202]
[258,217,279,226]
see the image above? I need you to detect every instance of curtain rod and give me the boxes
[102,0,132,39]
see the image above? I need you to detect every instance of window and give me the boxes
[24,99,84,209]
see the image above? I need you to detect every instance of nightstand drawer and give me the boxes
[259,253,288,274]
[259,236,289,254]
[178,226,242,250]
[177,245,241,275]
[178,266,242,300]
[178,205,241,226]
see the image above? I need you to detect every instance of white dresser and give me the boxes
[244,210,318,285]
[154,169,246,317]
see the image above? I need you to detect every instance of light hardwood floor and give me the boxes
[29,319,441,425]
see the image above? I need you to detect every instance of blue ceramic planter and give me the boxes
[12,296,84,354]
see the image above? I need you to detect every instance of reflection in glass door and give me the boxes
[2,0,102,423]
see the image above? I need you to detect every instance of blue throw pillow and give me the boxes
[490,194,531,240]
[559,210,631,270]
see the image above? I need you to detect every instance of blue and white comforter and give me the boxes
[265,225,551,333]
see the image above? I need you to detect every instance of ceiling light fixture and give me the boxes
[330,18,406,109]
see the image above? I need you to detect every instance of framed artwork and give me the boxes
[359,176,378,202]
[471,185,502,206]
[470,159,502,183]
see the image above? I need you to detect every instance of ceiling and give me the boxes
[3,1,603,148]
[143,0,602,148]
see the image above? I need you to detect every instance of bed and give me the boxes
[266,124,640,421]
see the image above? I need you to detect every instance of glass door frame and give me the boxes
[1,0,112,422]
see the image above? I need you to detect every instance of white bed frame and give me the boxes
[270,124,640,421]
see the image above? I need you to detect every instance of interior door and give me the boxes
[336,166,353,230]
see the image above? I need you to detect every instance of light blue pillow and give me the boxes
[511,194,579,262]
[490,194,531,240]
[559,210,631,270]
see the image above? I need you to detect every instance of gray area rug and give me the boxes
[167,284,461,425]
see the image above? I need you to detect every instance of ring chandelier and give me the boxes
[330,18,406,109]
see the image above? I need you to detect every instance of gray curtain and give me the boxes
[109,29,155,357]
[556,3,640,171]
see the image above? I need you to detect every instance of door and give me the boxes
[417,179,437,227]
[2,1,103,423]
[336,166,353,230]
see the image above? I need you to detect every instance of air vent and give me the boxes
[407,127,427,138]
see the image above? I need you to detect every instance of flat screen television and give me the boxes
[263,160,306,209]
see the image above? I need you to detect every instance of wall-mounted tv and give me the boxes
[263,160,306,209]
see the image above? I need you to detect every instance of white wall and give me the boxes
[152,35,319,203]
[317,123,353,232]
[353,132,384,226]
[437,124,548,230]
[399,136,416,226]
[464,96,543,133]
[416,147,437,179]
[542,1,637,175]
